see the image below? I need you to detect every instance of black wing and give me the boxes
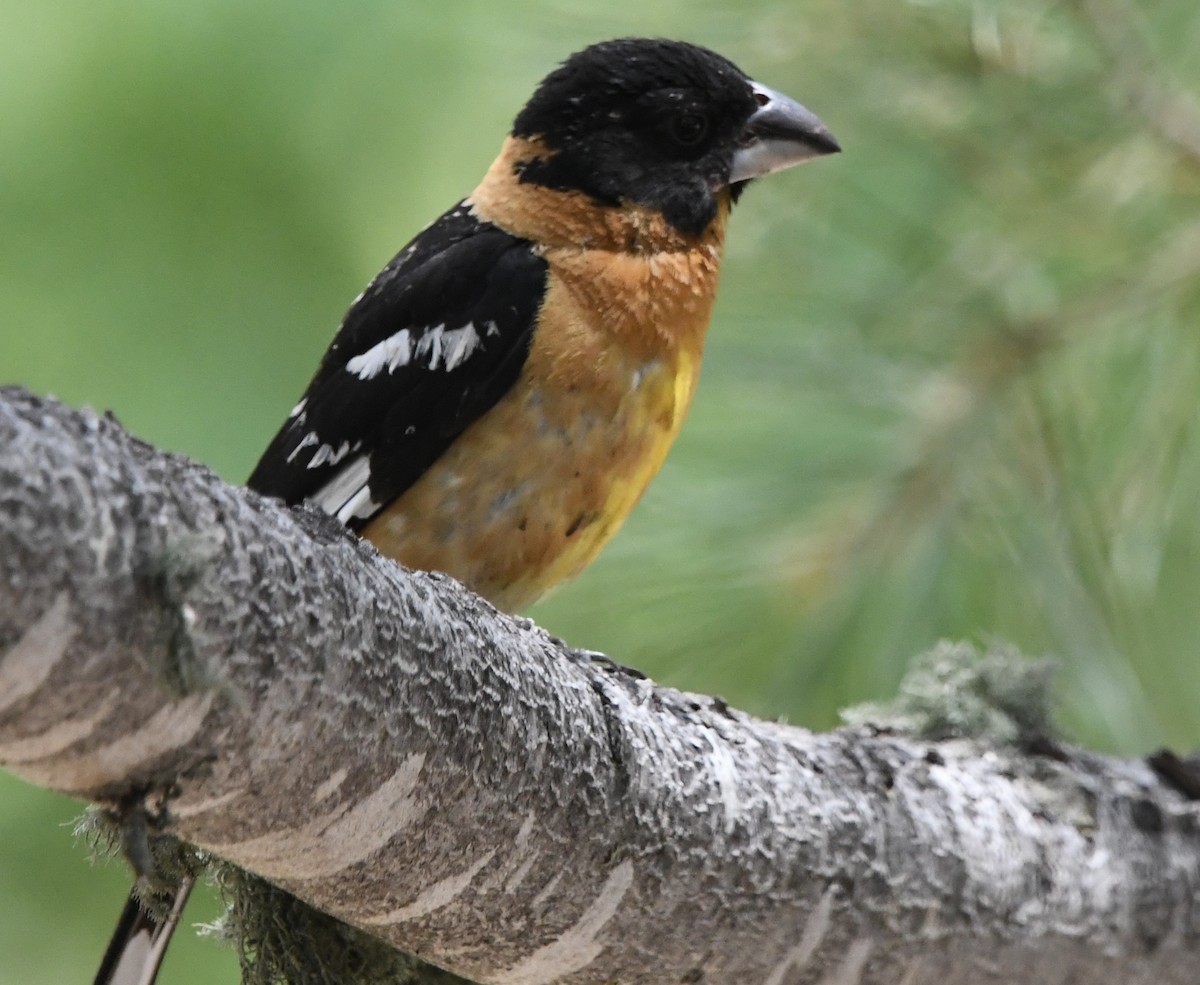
[247,201,548,526]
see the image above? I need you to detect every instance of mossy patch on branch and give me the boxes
[211,866,478,985]
[842,640,1059,746]
[80,807,478,985]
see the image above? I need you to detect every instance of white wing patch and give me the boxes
[286,432,319,464]
[346,329,414,380]
[285,431,362,472]
[422,323,482,370]
[307,439,358,470]
[345,323,482,380]
[308,454,380,523]
[335,485,381,524]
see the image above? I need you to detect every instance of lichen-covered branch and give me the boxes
[0,386,1197,985]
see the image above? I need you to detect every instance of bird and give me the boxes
[245,35,839,611]
[95,36,838,985]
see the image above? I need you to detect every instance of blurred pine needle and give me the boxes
[3,4,1200,980]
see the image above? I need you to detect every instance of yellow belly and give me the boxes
[362,344,698,612]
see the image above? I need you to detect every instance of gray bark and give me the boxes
[0,385,1197,985]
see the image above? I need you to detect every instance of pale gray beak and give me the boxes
[729,82,840,183]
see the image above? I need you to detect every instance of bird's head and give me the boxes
[509,38,839,238]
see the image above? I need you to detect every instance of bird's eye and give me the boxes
[669,110,710,148]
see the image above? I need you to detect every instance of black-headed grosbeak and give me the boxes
[247,36,838,612]
[97,37,837,984]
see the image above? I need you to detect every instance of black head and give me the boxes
[511,39,839,237]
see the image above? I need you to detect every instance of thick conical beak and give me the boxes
[729,82,841,183]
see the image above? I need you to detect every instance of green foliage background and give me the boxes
[2,0,1198,981]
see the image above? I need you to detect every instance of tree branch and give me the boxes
[1,386,1197,984]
